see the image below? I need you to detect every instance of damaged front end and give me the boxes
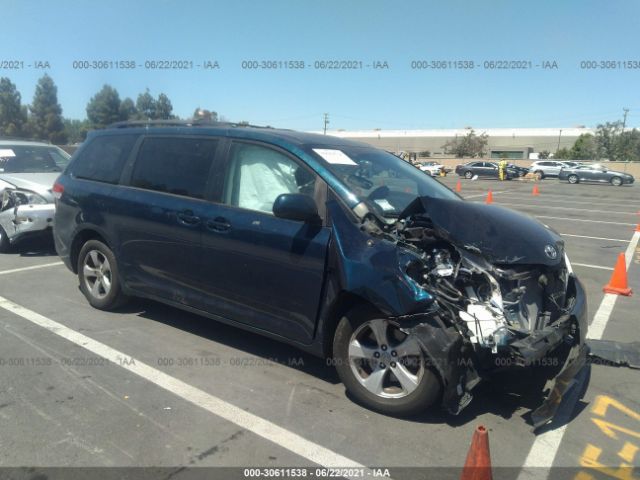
[0,188,55,246]
[361,196,589,429]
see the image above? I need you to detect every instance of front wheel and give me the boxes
[611,176,623,186]
[534,170,544,180]
[464,171,473,179]
[78,240,129,310]
[333,306,441,416]
[568,174,579,184]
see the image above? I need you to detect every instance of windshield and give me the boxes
[0,145,71,173]
[309,145,460,217]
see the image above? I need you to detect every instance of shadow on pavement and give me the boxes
[117,297,590,429]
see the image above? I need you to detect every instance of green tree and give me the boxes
[568,133,597,160]
[63,118,90,143]
[86,85,122,128]
[118,97,137,121]
[538,150,551,159]
[616,129,640,161]
[0,77,27,137]
[193,107,218,122]
[555,147,571,159]
[28,74,67,144]
[595,121,623,160]
[442,129,488,158]
[156,93,173,119]
[136,88,157,119]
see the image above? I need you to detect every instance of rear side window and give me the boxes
[71,134,138,183]
[130,137,218,199]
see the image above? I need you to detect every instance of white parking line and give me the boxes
[519,230,640,479]
[571,263,614,271]
[496,203,637,215]
[492,191,632,205]
[535,215,636,226]
[0,261,64,276]
[464,189,514,199]
[0,296,370,477]
[560,233,630,243]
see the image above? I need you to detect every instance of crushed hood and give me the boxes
[0,173,58,202]
[399,196,564,266]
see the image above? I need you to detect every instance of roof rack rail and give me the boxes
[106,119,274,129]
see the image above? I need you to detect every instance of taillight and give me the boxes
[52,182,64,200]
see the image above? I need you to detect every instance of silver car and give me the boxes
[529,160,567,178]
[0,140,71,252]
[558,164,635,186]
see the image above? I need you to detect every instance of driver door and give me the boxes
[199,141,331,343]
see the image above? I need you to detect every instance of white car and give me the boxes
[418,161,446,176]
[529,160,567,179]
[0,139,71,252]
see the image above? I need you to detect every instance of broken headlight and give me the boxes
[1,189,48,211]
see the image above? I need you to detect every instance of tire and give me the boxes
[568,174,579,184]
[0,225,10,253]
[534,170,544,180]
[333,305,441,416]
[611,176,622,186]
[77,239,129,310]
[463,171,473,179]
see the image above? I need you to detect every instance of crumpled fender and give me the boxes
[326,200,433,316]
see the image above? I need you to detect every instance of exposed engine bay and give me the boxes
[355,195,588,429]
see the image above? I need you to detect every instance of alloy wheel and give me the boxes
[348,319,424,399]
[83,250,112,299]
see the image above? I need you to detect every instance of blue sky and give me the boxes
[2,0,639,130]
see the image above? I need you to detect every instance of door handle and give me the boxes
[206,217,231,233]
[177,210,201,226]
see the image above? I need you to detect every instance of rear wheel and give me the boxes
[568,174,579,184]
[611,176,623,186]
[0,225,10,253]
[78,240,129,310]
[333,306,441,416]
[464,171,473,179]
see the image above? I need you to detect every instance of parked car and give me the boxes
[558,164,635,186]
[54,121,587,426]
[0,139,71,252]
[528,160,567,179]
[454,161,517,180]
[418,161,449,176]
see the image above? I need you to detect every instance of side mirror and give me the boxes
[273,193,320,223]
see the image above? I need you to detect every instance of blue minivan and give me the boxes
[53,121,587,426]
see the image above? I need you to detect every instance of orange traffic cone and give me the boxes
[532,184,540,196]
[603,253,632,296]
[456,180,462,193]
[485,190,494,204]
[635,223,640,232]
[461,425,493,480]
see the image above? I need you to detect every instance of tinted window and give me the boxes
[223,143,316,214]
[71,134,138,183]
[131,137,218,199]
[469,162,481,167]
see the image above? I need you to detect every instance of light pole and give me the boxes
[323,113,329,135]
[556,129,563,155]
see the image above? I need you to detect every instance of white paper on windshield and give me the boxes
[374,198,395,212]
[313,149,357,165]
[0,149,16,157]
